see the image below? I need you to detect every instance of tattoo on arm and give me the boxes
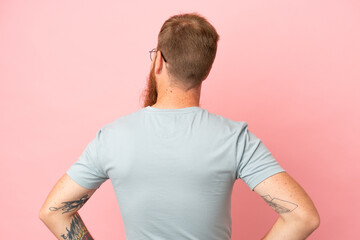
[49,194,90,214]
[261,194,298,214]
[61,212,93,240]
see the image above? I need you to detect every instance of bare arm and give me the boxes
[39,174,97,240]
[253,172,320,240]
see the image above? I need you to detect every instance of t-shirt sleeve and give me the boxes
[67,128,109,189]
[235,122,285,191]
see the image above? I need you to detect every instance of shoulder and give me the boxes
[96,108,144,142]
[204,109,248,133]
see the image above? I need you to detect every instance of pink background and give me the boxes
[1,0,359,239]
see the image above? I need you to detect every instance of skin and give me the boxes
[39,174,96,240]
[254,172,320,239]
[39,49,320,240]
[141,49,202,109]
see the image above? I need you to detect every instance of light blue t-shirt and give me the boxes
[67,106,285,240]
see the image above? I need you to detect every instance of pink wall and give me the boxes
[1,0,359,239]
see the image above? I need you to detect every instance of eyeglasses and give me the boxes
[149,48,167,62]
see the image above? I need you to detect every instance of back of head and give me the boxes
[157,12,220,91]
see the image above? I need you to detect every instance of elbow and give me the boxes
[39,205,55,223]
[307,211,320,231]
[296,209,321,232]
[39,206,49,222]
[39,204,75,223]
[283,208,320,233]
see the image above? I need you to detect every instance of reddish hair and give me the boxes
[157,12,220,91]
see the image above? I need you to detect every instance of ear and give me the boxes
[154,50,164,75]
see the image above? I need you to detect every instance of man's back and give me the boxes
[39,13,319,240]
[67,106,284,240]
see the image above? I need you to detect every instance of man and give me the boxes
[39,12,320,240]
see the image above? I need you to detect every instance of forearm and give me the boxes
[40,212,93,240]
[262,216,318,240]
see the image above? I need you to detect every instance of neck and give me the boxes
[152,86,201,109]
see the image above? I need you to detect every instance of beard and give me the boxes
[141,63,158,108]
